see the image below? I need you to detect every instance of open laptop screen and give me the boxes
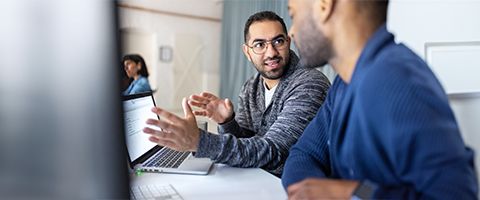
[123,93,159,162]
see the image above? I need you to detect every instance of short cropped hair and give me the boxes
[243,11,288,43]
[356,0,389,24]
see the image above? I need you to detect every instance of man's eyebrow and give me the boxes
[252,38,266,43]
[272,34,286,40]
[252,34,286,43]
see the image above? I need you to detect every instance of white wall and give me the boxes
[388,0,480,170]
[119,0,222,20]
[118,0,222,114]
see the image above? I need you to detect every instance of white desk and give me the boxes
[130,164,287,200]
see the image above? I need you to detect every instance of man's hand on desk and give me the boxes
[143,97,200,152]
[287,178,359,200]
[188,91,234,124]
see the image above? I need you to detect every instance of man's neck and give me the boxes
[263,78,279,90]
[330,21,379,84]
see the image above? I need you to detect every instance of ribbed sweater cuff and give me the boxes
[194,129,221,159]
[217,116,240,134]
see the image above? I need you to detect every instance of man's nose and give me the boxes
[264,42,279,58]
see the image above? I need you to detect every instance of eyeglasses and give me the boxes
[246,37,289,54]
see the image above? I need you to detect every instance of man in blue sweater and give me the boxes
[282,0,478,199]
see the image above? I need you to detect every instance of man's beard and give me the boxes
[253,55,287,80]
[295,15,333,69]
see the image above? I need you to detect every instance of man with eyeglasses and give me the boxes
[142,11,330,176]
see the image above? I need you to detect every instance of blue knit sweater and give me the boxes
[282,25,478,199]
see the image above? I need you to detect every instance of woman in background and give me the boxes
[122,54,152,95]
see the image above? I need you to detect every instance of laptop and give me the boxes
[123,92,213,175]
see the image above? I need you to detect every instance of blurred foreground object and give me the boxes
[0,0,129,199]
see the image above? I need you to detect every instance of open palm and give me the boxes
[188,92,234,124]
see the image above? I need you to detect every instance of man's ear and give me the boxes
[314,0,334,23]
[242,44,252,62]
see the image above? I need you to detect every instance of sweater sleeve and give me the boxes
[216,82,256,138]
[195,79,328,175]
[281,78,337,188]
[216,116,255,138]
[361,58,478,199]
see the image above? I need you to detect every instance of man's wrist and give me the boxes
[352,180,377,200]
[219,112,235,125]
[190,128,201,152]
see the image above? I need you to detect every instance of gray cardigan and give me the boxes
[195,51,330,175]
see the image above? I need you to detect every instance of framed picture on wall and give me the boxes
[159,46,173,63]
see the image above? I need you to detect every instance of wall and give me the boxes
[388,0,480,170]
[118,0,222,114]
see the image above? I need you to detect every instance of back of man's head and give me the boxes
[354,0,389,27]
[244,11,288,43]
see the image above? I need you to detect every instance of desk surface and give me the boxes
[130,164,287,200]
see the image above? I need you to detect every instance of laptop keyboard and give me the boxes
[130,184,183,200]
[145,148,190,168]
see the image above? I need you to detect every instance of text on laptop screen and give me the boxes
[123,95,159,161]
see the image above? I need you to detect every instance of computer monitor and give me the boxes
[0,1,129,199]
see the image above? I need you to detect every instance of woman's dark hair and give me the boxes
[123,54,149,77]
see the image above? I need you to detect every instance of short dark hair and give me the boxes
[356,0,389,25]
[122,54,149,77]
[244,11,288,43]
